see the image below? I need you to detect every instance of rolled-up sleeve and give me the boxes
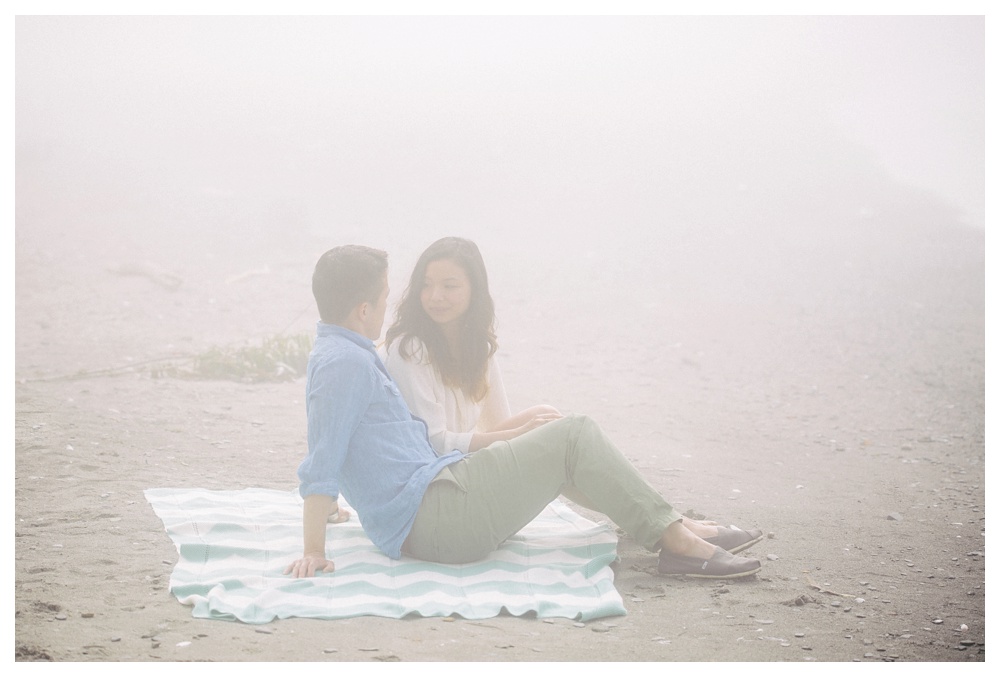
[298,356,375,498]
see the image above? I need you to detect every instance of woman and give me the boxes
[383,237,561,456]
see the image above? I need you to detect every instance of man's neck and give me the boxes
[335,316,369,339]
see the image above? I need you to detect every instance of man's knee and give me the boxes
[562,413,601,437]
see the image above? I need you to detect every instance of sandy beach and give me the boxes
[14,14,985,663]
[13,189,985,661]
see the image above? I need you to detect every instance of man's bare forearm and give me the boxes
[285,494,337,577]
[303,494,334,556]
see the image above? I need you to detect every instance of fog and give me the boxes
[13,16,988,659]
[16,16,983,257]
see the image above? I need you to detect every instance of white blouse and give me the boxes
[381,336,512,456]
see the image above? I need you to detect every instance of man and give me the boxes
[285,245,763,579]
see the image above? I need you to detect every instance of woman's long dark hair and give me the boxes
[385,237,498,402]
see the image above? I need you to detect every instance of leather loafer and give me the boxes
[658,545,761,579]
[704,526,764,554]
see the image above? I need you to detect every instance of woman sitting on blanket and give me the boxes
[382,236,756,547]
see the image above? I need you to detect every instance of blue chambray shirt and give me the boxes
[297,322,464,559]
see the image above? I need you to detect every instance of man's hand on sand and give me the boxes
[284,553,335,578]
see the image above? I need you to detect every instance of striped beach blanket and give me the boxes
[144,487,626,624]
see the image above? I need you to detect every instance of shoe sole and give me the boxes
[659,563,762,579]
[726,532,765,555]
[704,528,766,554]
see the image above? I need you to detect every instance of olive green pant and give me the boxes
[402,414,684,564]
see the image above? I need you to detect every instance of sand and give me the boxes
[13,192,985,662]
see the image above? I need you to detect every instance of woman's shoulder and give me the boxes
[384,334,430,365]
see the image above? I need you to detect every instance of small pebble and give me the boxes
[255,627,274,634]
[543,619,555,624]
[887,513,903,521]
[959,624,968,631]
[766,554,779,561]
[592,626,611,633]
[55,614,67,621]
[573,622,586,628]
[81,612,94,619]
[831,601,841,608]
[323,648,338,653]
[959,640,976,647]
[794,632,805,638]
[111,637,121,642]
[758,619,774,625]
[933,619,944,625]
[176,641,191,648]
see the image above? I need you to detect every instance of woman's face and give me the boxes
[420,258,472,329]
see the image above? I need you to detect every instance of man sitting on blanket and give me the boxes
[285,245,764,579]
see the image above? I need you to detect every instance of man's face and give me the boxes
[363,274,389,340]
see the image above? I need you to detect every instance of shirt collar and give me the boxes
[316,321,375,350]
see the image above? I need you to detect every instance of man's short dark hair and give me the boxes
[312,245,389,324]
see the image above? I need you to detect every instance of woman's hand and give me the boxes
[513,410,563,437]
[470,405,564,451]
